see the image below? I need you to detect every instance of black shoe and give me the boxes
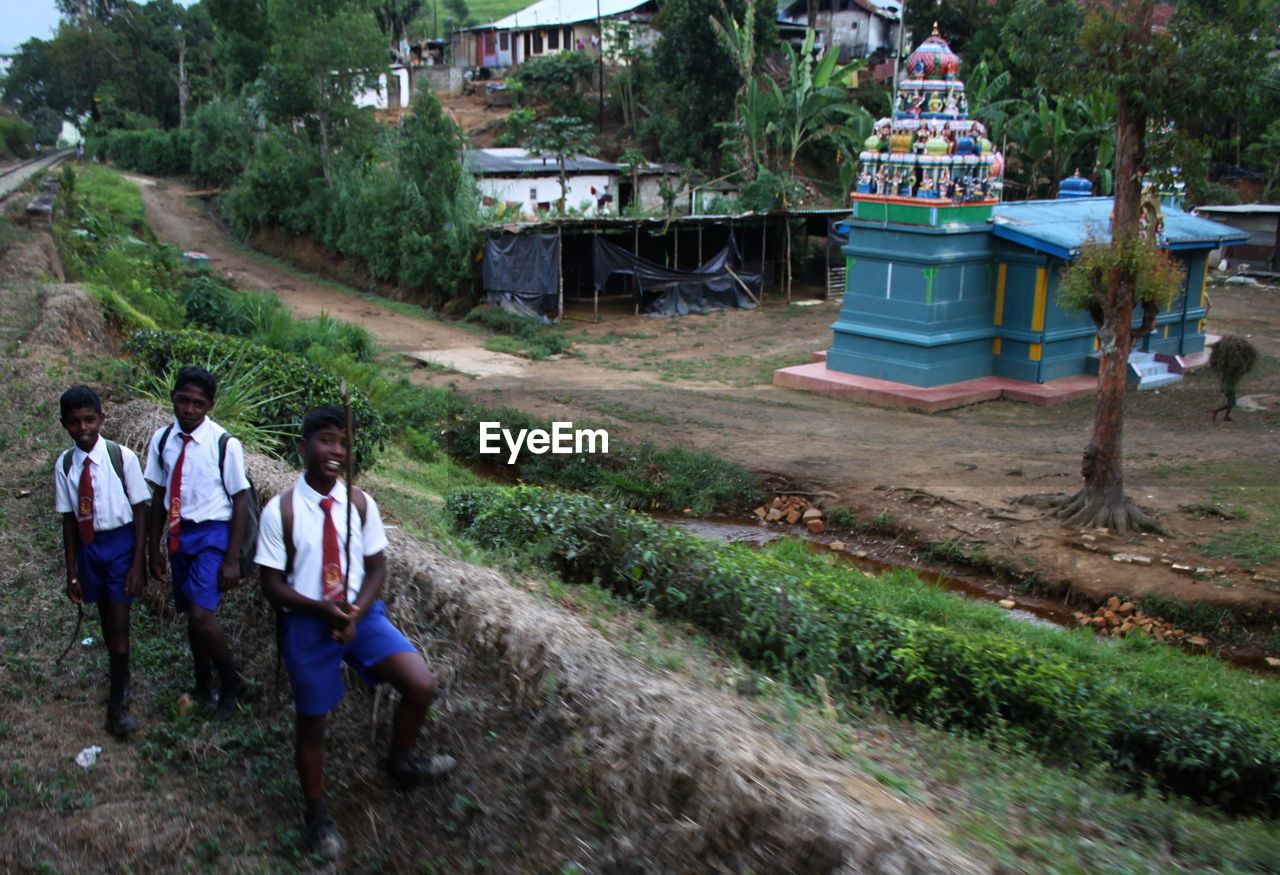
[193,683,219,709]
[304,813,346,861]
[384,752,458,789]
[105,703,139,738]
[213,682,246,721]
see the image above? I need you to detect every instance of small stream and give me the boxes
[656,514,1277,674]
[659,514,1069,629]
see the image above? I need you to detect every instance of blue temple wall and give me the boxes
[829,226,1214,388]
[829,222,997,386]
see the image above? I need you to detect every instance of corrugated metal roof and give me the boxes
[472,0,650,31]
[1194,204,1280,215]
[992,197,1248,259]
[464,148,620,175]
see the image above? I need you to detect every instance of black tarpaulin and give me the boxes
[592,235,760,317]
[482,232,560,317]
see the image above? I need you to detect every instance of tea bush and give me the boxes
[445,484,1280,814]
[123,329,387,471]
[102,128,193,177]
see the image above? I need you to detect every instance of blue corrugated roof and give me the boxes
[991,197,1248,259]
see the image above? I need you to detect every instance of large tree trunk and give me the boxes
[1052,89,1161,533]
[177,34,189,130]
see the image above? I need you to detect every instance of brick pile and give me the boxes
[754,497,825,533]
[1074,596,1210,647]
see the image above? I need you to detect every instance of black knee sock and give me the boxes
[108,652,130,706]
[214,657,241,692]
[194,662,213,692]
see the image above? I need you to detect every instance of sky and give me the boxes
[0,1,64,56]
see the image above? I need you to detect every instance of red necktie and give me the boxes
[167,434,194,554]
[320,496,343,601]
[77,457,95,545]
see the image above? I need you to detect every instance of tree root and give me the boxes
[1043,489,1168,535]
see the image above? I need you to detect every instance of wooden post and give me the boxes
[784,216,792,304]
[761,218,767,298]
[634,222,640,315]
[674,225,679,271]
[592,223,599,322]
[698,222,703,267]
[557,225,564,322]
[824,217,834,301]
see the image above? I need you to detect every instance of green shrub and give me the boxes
[1109,706,1280,814]
[465,306,570,359]
[103,128,192,176]
[188,99,253,187]
[122,329,387,471]
[444,485,1280,814]
[0,111,33,158]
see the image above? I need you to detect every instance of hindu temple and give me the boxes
[775,28,1248,411]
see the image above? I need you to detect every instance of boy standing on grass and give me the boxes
[145,366,251,719]
[55,386,152,737]
[256,406,455,860]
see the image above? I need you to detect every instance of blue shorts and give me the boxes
[282,601,415,716]
[78,524,136,604]
[170,520,229,614]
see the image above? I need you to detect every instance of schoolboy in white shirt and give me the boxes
[144,366,250,718]
[256,405,454,861]
[55,386,151,737]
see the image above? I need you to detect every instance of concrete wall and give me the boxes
[477,172,616,216]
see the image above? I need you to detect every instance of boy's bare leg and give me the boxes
[189,606,245,711]
[370,651,437,750]
[296,712,345,858]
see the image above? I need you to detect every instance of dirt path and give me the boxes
[136,176,1280,628]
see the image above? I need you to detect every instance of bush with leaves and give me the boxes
[102,128,193,176]
[189,98,254,187]
[445,484,1280,814]
[123,329,387,471]
[509,51,597,122]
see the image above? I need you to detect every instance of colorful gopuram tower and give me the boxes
[852,25,1003,224]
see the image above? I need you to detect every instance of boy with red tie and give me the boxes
[144,366,251,718]
[256,406,454,860]
[54,386,151,736]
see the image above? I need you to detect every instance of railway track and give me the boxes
[0,149,73,204]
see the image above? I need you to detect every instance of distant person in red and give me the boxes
[256,406,455,860]
[54,386,151,736]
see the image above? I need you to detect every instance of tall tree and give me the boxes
[525,115,596,213]
[1048,0,1244,532]
[266,0,386,184]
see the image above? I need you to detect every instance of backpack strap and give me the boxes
[280,487,296,576]
[279,485,366,578]
[60,449,73,477]
[156,423,174,473]
[217,432,241,498]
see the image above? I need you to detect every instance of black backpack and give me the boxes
[157,424,261,578]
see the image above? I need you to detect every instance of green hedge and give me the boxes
[123,329,387,472]
[101,128,193,177]
[444,485,1280,815]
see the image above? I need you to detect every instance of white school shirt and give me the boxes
[143,418,250,523]
[53,436,151,531]
[254,476,388,605]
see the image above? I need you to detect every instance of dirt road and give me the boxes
[136,176,1280,623]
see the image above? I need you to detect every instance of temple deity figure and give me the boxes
[856,168,873,193]
[910,89,924,116]
[927,91,944,114]
[959,93,969,115]
[918,172,935,198]
[874,164,889,194]
[945,90,959,115]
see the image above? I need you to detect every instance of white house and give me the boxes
[461,0,659,69]
[465,147,622,217]
[779,0,900,68]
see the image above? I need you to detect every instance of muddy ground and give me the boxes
[133,175,1280,637]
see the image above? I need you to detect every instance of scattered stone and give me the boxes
[1112,553,1153,565]
[802,508,823,521]
[176,693,195,716]
[807,519,825,534]
[766,508,784,521]
[998,599,1016,610]
[1118,602,1135,616]
[854,550,869,559]
[1171,563,1193,575]
[1106,596,1122,611]
[830,540,846,551]
[1080,533,1096,542]
[754,506,768,519]
[1266,658,1280,669]
[1186,636,1211,648]
[784,509,802,525]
